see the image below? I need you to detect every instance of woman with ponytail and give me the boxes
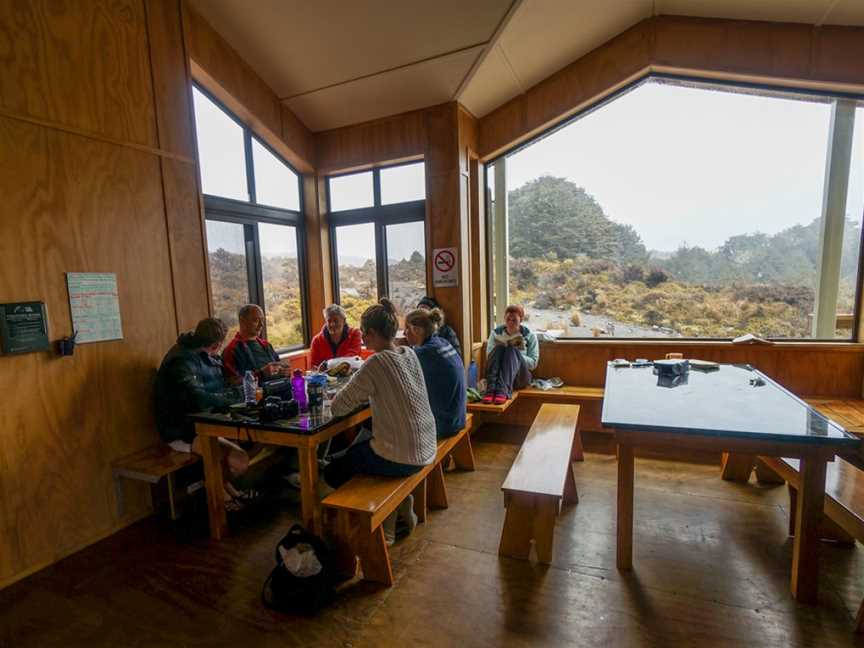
[326,299,437,541]
[404,308,466,439]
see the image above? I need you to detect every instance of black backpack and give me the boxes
[261,524,335,615]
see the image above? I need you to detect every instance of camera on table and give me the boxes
[259,396,299,423]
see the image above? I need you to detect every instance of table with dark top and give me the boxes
[601,362,860,604]
[191,397,370,540]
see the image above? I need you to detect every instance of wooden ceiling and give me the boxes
[187,0,864,132]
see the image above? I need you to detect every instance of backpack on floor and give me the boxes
[261,524,335,615]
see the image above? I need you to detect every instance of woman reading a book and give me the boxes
[483,304,539,404]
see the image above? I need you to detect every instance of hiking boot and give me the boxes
[382,510,397,546]
[395,494,418,538]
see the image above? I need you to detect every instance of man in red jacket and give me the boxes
[310,304,363,368]
[222,304,287,383]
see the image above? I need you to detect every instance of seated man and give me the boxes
[309,303,362,368]
[154,318,249,507]
[221,304,287,383]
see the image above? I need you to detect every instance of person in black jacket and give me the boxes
[417,296,462,358]
[154,318,249,504]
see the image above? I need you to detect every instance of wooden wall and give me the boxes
[0,0,208,589]
[479,15,864,159]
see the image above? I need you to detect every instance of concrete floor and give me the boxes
[2,426,864,647]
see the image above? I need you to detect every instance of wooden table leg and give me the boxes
[791,452,827,603]
[617,440,634,570]
[298,445,321,534]
[199,434,227,540]
[720,452,756,482]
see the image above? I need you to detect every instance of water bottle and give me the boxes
[243,370,257,405]
[292,369,307,410]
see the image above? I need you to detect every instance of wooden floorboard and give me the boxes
[2,427,863,646]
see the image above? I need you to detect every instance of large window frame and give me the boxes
[194,83,310,351]
[484,73,864,343]
[327,161,427,303]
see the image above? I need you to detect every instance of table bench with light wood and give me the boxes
[112,445,201,521]
[192,408,371,539]
[322,415,475,586]
[499,403,581,564]
[467,384,603,423]
[603,363,860,605]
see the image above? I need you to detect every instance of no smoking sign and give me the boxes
[432,247,458,287]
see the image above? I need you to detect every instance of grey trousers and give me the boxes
[485,345,532,397]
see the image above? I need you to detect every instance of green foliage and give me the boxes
[505,178,862,338]
[508,175,647,263]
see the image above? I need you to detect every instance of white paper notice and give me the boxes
[66,273,124,343]
[432,247,458,288]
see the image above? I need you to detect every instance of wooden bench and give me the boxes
[499,403,581,564]
[322,415,475,586]
[467,384,604,416]
[756,455,864,631]
[112,445,201,520]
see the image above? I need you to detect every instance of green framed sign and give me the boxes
[0,302,50,355]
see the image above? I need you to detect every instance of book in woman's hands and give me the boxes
[494,332,525,350]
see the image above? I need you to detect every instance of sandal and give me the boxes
[481,393,495,404]
[493,393,508,405]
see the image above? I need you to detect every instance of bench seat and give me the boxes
[804,397,864,435]
[323,415,474,586]
[111,445,200,520]
[499,404,581,564]
[467,385,604,414]
[757,454,864,632]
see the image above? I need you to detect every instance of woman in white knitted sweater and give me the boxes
[325,298,437,489]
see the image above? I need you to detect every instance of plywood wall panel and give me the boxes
[0,0,157,147]
[811,26,864,86]
[315,108,427,174]
[0,116,177,584]
[144,0,197,158]
[161,157,210,331]
[653,16,814,80]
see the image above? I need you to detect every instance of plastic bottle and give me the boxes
[291,369,307,410]
[243,370,257,405]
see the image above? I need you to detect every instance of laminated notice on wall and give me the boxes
[66,273,124,343]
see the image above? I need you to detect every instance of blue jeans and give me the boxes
[323,433,421,488]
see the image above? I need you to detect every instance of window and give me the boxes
[488,77,864,341]
[192,87,248,201]
[205,220,250,338]
[334,223,378,324]
[193,85,307,350]
[329,171,374,212]
[381,162,425,205]
[386,221,426,318]
[329,162,427,325]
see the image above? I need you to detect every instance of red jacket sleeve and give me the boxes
[309,333,328,369]
[344,328,363,357]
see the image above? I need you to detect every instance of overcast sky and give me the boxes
[505,80,864,252]
[197,81,864,260]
